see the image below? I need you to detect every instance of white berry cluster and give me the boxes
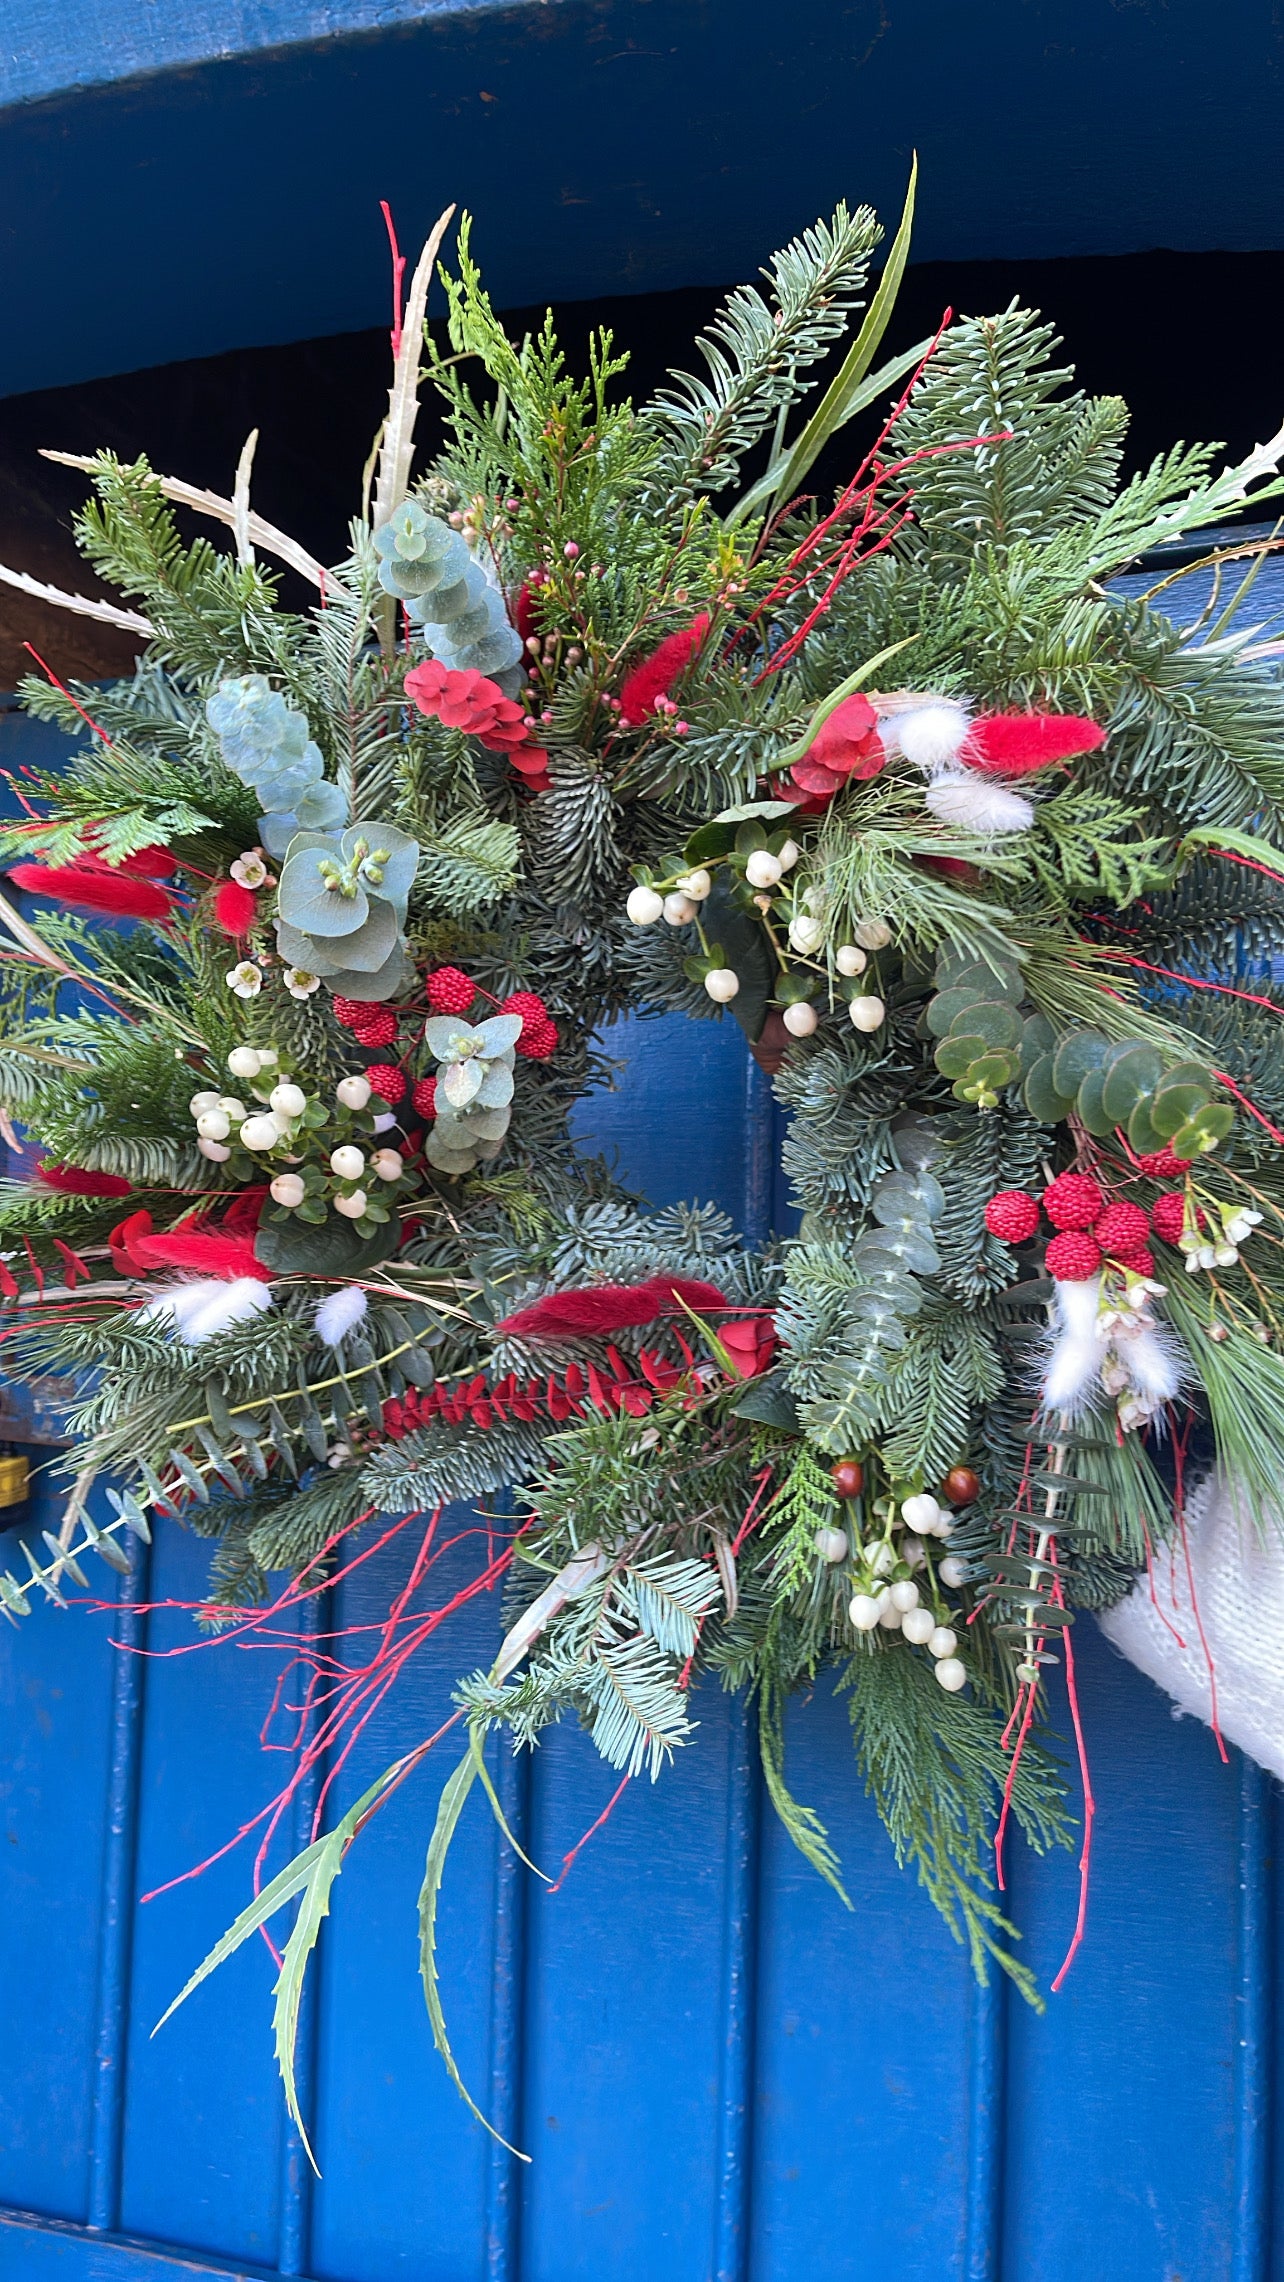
[835,1492,969,1690]
[187,1050,407,1233]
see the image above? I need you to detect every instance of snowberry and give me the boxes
[853,917,892,949]
[676,868,713,900]
[934,1657,967,1692]
[938,1556,968,1589]
[256,1048,279,1068]
[226,1047,262,1079]
[902,1536,926,1568]
[333,1190,368,1219]
[269,1082,307,1119]
[626,884,665,926]
[197,1137,232,1162]
[239,1113,281,1151]
[929,1626,958,1659]
[834,944,867,976]
[704,968,741,1003]
[745,850,783,889]
[270,1172,306,1207]
[901,1493,941,1532]
[864,1541,894,1576]
[901,1606,936,1645]
[371,1148,404,1181]
[336,1074,372,1110]
[330,1145,365,1180]
[787,913,825,954]
[877,1592,903,1630]
[849,1593,882,1631]
[813,1526,849,1563]
[890,1578,920,1613]
[848,995,886,1033]
[189,1089,222,1115]
[777,839,800,871]
[663,892,698,925]
[782,1002,819,1038]
[218,1097,247,1118]
[196,1108,231,1141]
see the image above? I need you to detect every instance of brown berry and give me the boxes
[943,1465,981,1507]
[830,1459,864,1499]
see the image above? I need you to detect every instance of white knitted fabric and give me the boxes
[1099,1469,1284,1779]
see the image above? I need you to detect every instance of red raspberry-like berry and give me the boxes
[412,1076,438,1118]
[425,966,477,1015]
[354,1007,398,1049]
[1137,1147,1193,1177]
[1150,1191,1187,1244]
[364,1064,406,1104]
[332,995,372,1031]
[984,1189,1041,1243]
[1045,1230,1103,1280]
[1113,1246,1155,1277]
[500,990,560,1061]
[1092,1200,1151,1256]
[1042,1171,1106,1230]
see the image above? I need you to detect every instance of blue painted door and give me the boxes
[0,675,1276,2282]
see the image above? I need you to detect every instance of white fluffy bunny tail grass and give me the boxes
[1041,1276,1106,1411]
[879,699,971,772]
[1127,1320,1189,1404]
[315,1284,370,1347]
[924,772,1035,836]
[138,1275,274,1345]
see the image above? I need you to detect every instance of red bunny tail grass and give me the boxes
[213,879,259,936]
[617,616,711,726]
[36,1163,132,1197]
[496,1274,729,1341]
[128,1227,273,1282]
[963,713,1106,776]
[8,862,177,921]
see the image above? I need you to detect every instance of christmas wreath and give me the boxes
[4,180,1284,2149]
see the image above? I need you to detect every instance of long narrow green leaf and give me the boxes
[418,1740,531,2160]
[727,156,920,528]
[469,1723,548,1884]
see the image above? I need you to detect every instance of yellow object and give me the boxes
[0,1454,30,1509]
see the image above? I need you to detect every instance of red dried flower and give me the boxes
[1042,1172,1106,1230]
[1092,1200,1152,1256]
[962,714,1107,777]
[719,1318,778,1379]
[1045,1230,1103,1281]
[425,966,477,1015]
[405,660,533,751]
[412,1076,438,1118]
[1150,1192,1188,1245]
[984,1189,1041,1243]
[332,996,371,1031]
[780,693,886,804]
[500,990,559,1060]
[364,1064,406,1103]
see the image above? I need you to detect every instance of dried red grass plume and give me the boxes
[9,862,176,921]
[213,879,259,936]
[36,1163,132,1197]
[963,714,1106,777]
[618,616,711,727]
[496,1274,730,1341]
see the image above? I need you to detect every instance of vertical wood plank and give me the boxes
[963,1967,1007,2282]
[486,1735,531,2282]
[1233,1757,1273,2282]
[87,1529,150,2233]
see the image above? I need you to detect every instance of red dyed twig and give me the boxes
[22,644,113,744]
[546,1774,632,1894]
[1213,1070,1284,1148]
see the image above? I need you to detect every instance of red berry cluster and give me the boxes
[985,1170,1190,1282]
[498,989,559,1060]
[332,996,399,1049]
[425,966,478,1016]
[364,1064,406,1104]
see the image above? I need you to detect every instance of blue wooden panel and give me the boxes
[3,0,1284,396]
